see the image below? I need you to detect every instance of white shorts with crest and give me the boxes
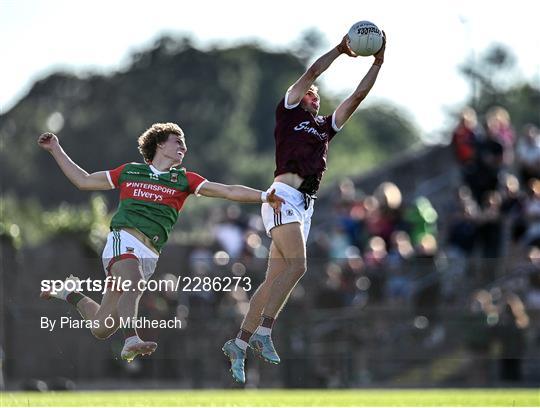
[261,182,315,242]
[101,229,159,281]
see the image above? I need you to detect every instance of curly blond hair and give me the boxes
[137,122,184,163]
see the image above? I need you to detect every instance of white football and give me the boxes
[347,21,383,57]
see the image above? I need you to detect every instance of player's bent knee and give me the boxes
[91,326,115,340]
[290,264,307,279]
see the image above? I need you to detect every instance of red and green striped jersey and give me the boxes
[106,163,207,252]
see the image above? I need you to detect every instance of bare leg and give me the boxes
[109,258,157,361]
[112,258,144,332]
[240,242,288,332]
[74,257,144,339]
[75,289,121,339]
[261,222,307,318]
[75,258,144,339]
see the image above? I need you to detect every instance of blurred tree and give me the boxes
[326,102,421,180]
[292,28,327,63]
[459,43,539,129]
[0,35,420,207]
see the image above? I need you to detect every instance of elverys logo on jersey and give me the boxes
[293,120,329,141]
[124,182,177,202]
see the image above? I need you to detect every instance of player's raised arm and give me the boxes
[286,35,357,107]
[37,132,113,191]
[197,182,284,211]
[333,32,386,130]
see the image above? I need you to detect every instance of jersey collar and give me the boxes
[149,164,169,175]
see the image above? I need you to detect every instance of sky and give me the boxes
[1,0,539,142]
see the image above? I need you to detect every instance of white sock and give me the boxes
[234,338,248,351]
[255,326,271,336]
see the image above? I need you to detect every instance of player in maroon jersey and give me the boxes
[223,33,386,383]
[38,122,284,362]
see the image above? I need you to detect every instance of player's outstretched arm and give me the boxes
[286,35,356,107]
[198,182,285,210]
[37,132,113,191]
[334,32,386,129]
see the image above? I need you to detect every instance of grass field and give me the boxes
[1,389,539,407]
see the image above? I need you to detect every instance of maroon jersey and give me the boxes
[274,95,340,192]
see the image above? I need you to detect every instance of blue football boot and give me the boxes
[222,339,246,383]
[249,333,280,364]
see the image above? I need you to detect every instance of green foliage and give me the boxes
[0,194,110,251]
[325,103,421,182]
[459,43,540,129]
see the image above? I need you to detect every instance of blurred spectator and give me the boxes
[486,106,515,164]
[499,174,527,243]
[522,179,540,248]
[515,124,540,185]
[476,191,504,282]
[452,107,481,164]
[212,204,246,259]
[447,186,479,256]
[521,246,540,311]
[451,107,483,186]
[526,274,540,310]
[385,231,414,304]
[315,263,348,309]
[187,256,217,318]
[495,293,529,382]
[500,174,523,213]
[328,224,353,259]
[344,255,368,306]
[369,182,405,243]
[443,187,479,298]
[411,234,440,321]
[363,236,388,302]
[334,178,366,249]
[364,236,387,268]
[467,127,505,205]
[404,196,438,246]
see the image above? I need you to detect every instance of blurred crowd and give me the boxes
[450,106,540,286]
[449,106,540,381]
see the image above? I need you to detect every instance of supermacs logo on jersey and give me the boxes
[293,119,328,141]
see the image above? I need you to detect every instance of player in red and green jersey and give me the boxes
[38,122,284,362]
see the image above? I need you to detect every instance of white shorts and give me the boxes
[101,229,159,281]
[261,182,315,242]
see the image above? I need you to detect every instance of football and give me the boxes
[347,21,384,56]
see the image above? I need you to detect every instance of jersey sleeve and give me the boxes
[276,89,301,119]
[326,112,342,142]
[106,164,127,189]
[186,172,208,196]
[284,87,301,109]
